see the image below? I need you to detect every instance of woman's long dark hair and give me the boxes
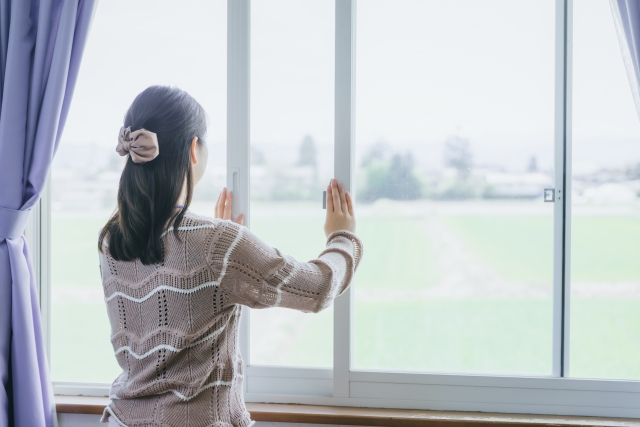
[98,86,207,265]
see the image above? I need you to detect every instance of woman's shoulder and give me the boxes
[171,210,248,240]
[171,211,248,257]
[168,210,223,235]
[180,211,249,247]
[181,210,219,224]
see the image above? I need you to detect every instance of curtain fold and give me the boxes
[611,0,640,119]
[0,1,97,426]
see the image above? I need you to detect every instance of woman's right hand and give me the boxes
[215,187,245,225]
[324,178,356,237]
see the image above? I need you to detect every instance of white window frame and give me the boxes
[36,0,640,418]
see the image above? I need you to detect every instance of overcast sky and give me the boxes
[60,0,640,174]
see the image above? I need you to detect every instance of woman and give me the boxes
[97,86,362,427]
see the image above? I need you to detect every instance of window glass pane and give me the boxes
[570,0,640,380]
[51,0,227,382]
[249,0,335,367]
[354,0,556,374]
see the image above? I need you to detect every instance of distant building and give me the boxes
[483,172,552,199]
[577,182,638,204]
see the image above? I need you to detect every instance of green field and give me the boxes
[442,216,640,283]
[442,216,553,283]
[354,299,552,374]
[50,211,640,383]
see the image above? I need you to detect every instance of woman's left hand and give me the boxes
[215,187,245,225]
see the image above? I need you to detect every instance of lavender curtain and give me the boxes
[611,0,640,118]
[0,0,96,426]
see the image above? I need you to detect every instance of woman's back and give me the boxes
[100,211,362,427]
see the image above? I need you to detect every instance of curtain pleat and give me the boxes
[611,0,640,120]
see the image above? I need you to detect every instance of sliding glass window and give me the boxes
[570,0,640,380]
[249,0,335,368]
[353,0,556,375]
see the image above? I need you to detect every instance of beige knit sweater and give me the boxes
[98,211,363,427]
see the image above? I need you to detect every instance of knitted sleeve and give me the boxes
[217,221,363,313]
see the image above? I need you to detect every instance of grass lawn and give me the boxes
[354,299,552,375]
[276,308,334,367]
[50,212,640,383]
[51,217,115,382]
[51,217,106,288]
[51,301,120,382]
[442,217,553,284]
[570,298,640,380]
[355,218,439,290]
[571,217,640,282]
[283,296,640,380]
[443,216,640,283]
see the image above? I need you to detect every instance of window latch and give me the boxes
[323,179,332,209]
[544,188,555,202]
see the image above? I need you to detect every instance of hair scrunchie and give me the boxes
[116,126,159,163]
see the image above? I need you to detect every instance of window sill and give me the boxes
[54,396,638,426]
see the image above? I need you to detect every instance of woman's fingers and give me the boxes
[331,179,341,212]
[326,183,334,212]
[224,190,233,220]
[216,187,245,224]
[338,182,348,214]
[215,188,224,218]
[217,187,227,218]
[346,192,354,216]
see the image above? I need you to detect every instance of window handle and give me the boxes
[544,188,555,202]
[230,168,240,217]
[323,179,332,209]
[233,170,239,196]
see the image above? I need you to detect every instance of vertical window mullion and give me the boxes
[552,0,572,378]
[333,0,356,399]
[563,0,573,378]
[227,0,251,380]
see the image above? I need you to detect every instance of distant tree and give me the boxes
[443,135,472,176]
[360,152,422,201]
[438,136,477,200]
[251,146,266,165]
[360,140,390,168]
[627,163,640,179]
[297,135,317,168]
[528,156,538,172]
[387,153,422,200]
